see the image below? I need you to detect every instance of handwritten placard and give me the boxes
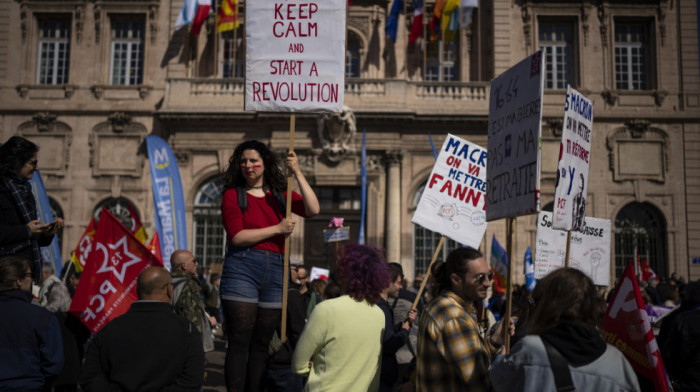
[245,0,346,113]
[486,51,545,221]
[553,86,594,231]
[535,211,611,286]
[412,133,488,248]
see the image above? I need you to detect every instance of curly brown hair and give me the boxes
[222,140,286,192]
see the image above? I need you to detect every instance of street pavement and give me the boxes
[204,337,227,392]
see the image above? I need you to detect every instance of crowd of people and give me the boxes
[2,136,699,392]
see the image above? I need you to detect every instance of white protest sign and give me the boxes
[486,50,544,221]
[535,211,610,286]
[245,0,346,113]
[553,86,594,231]
[310,266,330,281]
[411,133,488,248]
[324,227,350,242]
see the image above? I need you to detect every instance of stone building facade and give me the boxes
[1,0,698,285]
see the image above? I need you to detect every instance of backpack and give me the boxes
[171,277,215,353]
[236,186,286,219]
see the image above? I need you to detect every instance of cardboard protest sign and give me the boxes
[69,209,164,333]
[245,0,346,113]
[534,211,610,286]
[412,133,488,248]
[553,86,594,231]
[486,51,545,221]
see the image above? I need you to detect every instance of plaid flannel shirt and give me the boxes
[416,291,494,392]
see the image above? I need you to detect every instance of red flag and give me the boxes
[192,0,212,35]
[69,208,164,334]
[70,217,97,273]
[127,204,148,244]
[640,260,658,283]
[148,231,163,266]
[601,260,670,392]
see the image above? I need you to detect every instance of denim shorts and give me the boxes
[220,247,283,309]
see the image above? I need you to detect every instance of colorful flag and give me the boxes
[429,0,444,41]
[175,0,198,31]
[70,217,97,273]
[385,0,403,43]
[359,129,367,245]
[217,0,239,33]
[441,0,459,42]
[490,235,508,292]
[523,246,536,291]
[69,209,164,333]
[148,231,163,266]
[460,0,478,28]
[601,260,671,392]
[409,0,424,45]
[127,204,148,244]
[29,170,62,277]
[641,259,658,282]
[192,0,212,36]
[146,135,188,270]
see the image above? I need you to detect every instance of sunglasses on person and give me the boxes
[473,271,494,284]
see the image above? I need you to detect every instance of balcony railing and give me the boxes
[163,77,491,115]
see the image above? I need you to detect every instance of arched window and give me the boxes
[193,176,226,269]
[412,184,461,274]
[94,197,136,228]
[614,202,667,279]
[346,31,361,78]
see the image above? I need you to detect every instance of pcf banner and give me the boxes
[412,133,488,248]
[553,86,594,231]
[486,50,544,221]
[534,211,610,286]
[245,0,346,113]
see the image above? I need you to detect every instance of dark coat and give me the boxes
[80,301,205,392]
[377,298,409,392]
[0,289,64,390]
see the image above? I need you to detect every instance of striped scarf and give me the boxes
[2,175,42,283]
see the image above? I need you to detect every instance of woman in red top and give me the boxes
[220,140,319,392]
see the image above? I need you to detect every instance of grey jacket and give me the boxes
[490,335,640,392]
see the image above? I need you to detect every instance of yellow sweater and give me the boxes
[292,295,385,392]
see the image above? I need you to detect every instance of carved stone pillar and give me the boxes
[385,150,403,263]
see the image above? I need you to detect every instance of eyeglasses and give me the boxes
[26,160,38,168]
[473,271,494,284]
[24,272,33,279]
[298,275,308,280]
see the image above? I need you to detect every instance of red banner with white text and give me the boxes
[69,208,164,333]
[601,260,670,392]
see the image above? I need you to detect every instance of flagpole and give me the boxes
[504,216,514,353]
[411,235,445,309]
[213,0,219,77]
[422,6,427,79]
[564,230,572,267]
[232,1,238,79]
[280,113,296,344]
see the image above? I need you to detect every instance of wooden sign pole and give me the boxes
[280,113,296,343]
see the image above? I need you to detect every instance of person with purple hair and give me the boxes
[292,243,390,392]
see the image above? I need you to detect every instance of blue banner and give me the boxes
[359,129,367,245]
[523,246,536,291]
[29,170,62,277]
[146,135,187,269]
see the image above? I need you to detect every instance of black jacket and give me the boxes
[80,301,205,392]
[377,298,409,391]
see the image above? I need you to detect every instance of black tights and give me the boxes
[223,300,281,392]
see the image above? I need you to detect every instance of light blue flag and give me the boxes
[359,129,367,245]
[146,135,188,270]
[524,246,536,291]
[29,170,62,277]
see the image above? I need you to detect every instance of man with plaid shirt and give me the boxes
[416,247,507,391]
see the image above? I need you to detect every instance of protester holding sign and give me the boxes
[220,140,319,391]
[0,136,64,284]
[490,268,639,392]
